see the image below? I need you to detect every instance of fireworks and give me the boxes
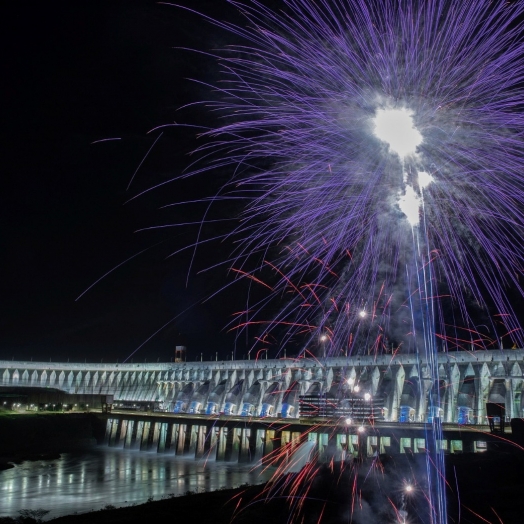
[166,1,524,522]
[172,0,524,357]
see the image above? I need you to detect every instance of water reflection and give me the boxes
[0,449,273,518]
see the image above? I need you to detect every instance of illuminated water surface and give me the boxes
[0,449,273,518]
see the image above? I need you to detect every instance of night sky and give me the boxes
[3,1,522,365]
[1,1,275,363]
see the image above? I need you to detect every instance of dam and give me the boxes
[1,349,523,424]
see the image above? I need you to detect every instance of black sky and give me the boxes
[1,0,275,363]
[4,1,518,365]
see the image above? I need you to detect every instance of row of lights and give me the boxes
[2,402,89,409]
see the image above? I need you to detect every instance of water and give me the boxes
[0,448,274,518]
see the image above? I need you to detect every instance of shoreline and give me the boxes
[46,483,274,524]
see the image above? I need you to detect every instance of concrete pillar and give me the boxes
[109,419,121,447]
[157,422,168,453]
[291,431,301,457]
[366,435,378,457]
[448,364,460,422]
[195,425,206,458]
[278,430,294,465]
[379,435,392,455]
[336,433,345,461]
[119,419,128,448]
[261,429,276,465]
[204,425,218,459]
[216,427,227,461]
[223,427,234,461]
[510,363,522,419]
[318,432,329,461]
[104,418,112,445]
[176,424,187,455]
[392,366,405,421]
[151,422,161,451]
[187,425,198,455]
[478,363,490,425]
[247,427,259,461]
[229,427,242,462]
[124,420,135,449]
[239,428,251,462]
[347,433,358,457]
[162,423,172,452]
[168,424,177,453]
[254,429,265,462]
[168,424,178,453]
[134,420,144,450]
[140,421,151,450]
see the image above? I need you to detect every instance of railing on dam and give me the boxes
[2,349,524,424]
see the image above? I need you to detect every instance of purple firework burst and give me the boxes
[173,0,524,356]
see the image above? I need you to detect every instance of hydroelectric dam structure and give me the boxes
[1,349,523,424]
[1,350,523,462]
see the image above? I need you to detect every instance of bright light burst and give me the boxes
[176,0,524,358]
[373,108,422,158]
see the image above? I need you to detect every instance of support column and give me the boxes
[163,423,173,452]
[239,428,251,463]
[216,427,227,461]
[195,425,206,458]
[158,422,168,453]
[392,366,405,422]
[118,419,128,448]
[447,364,460,423]
[124,420,135,449]
[204,425,218,459]
[103,418,112,445]
[134,420,144,450]
[261,429,276,465]
[176,424,187,455]
[109,419,121,447]
[187,424,198,456]
[140,421,151,450]
[318,432,328,461]
[151,422,161,451]
[225,427,241,461]
[254,429,265,462]
[478,363,490,425]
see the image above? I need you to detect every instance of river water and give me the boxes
[0,448,274,518]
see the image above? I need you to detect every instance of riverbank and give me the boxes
[46,483,282,524]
